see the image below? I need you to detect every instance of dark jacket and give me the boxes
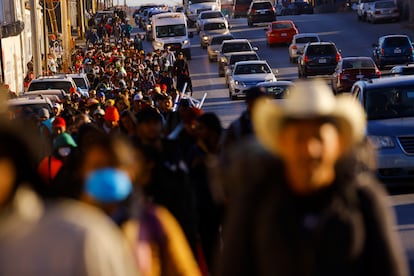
[215,141,408,276]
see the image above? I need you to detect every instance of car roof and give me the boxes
[202,18,227,23]
[24,89,66,94]
[222,38,250,44]
[293,33,319,38]
[272,20,294,24]
[256,80,293,86]
[8,96,52,105]
[228,51,258,57]
[356,75,414,89]
[32,75,74,81]
[307,41,336,46]
[199,10,223,15]
[234,60,268,65]
[380,34,410,39]
[340,56,374,61]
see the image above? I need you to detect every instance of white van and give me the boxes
[151,12,193,60]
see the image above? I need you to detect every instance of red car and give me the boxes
[265,20,298,46]
[331,56,381,94]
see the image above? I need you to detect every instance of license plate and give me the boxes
[259,10,266,14]
[281,33,287,37]
[319,58,327,63]
[394,48,402,54]
[356,74,364,79]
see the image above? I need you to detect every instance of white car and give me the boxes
[288,33,320,63]
[357,0,376,21]
[199,18,230,49]
[196,10,227,33]
[228,60,276,100]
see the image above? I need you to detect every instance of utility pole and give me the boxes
[61,0,70,72]
[30,0,42,77]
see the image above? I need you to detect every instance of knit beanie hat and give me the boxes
[104,106,120,122]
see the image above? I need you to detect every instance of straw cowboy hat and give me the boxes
[252,79,366,156]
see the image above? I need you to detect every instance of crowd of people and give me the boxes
[0,9,411,276]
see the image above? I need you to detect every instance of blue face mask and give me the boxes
[85,168,132,203]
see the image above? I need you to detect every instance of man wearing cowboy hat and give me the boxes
[216,79,408,276]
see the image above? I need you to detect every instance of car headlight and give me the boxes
[183,39,189,45]
[146,25,151,31]
[234,80,245,86]
[220,57,227,63]
[203,36,208,41]
[368,136,395,149]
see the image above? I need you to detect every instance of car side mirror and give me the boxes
[273,69,279,75]
[189,32,193,38]
[252,46,259,51]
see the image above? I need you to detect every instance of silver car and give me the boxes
[224,51,260,87]
[196,10,227,33]
[288,33,320,63]
[199,18,230,49]
[228,60,276,100]
[207,34,234,62]
[366,0,400,23]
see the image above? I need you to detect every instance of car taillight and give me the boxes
[410,48,413,54]
[338,73,343,80]
[304,55,309,63]
[336,52,341,63]
[374,10,380,14]
[376,68,381,77]
[381,48,384,55]
[271,7,275,12]
[251,8,256,13]
[292,45,297,50]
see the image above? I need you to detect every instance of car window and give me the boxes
[272,23,293,29]
[366,87,414,119]
[384,37,410,48]
[204,22,226,30]
[29,82,73,93]
[344,59,375,69]
[211,36,233,45]
[230,54,259,65]
[296,36,319,43]
[375,1,394,8]
[307,45,336,55]
[201,12,222,19]
[72,78,88,89]
[252,2,272,9]
[235,64,270,74]
[223,43,251,53]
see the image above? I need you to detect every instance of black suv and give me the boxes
[373,35,414,70]
[298,42,341,78]
[247,0,276,27]
[282,2,314,15]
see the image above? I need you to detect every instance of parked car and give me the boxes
[372,35,414,69]
[366,0,399,23]
[28,75,77,94]
[199,18,230,49]
[281,2,314,15]
[356,0,376,21]
[217,39,258,77]
[66,73,91,97]
[288,33,320,63]
[256,80,294,99]
[7,96,53,119]
[224,51,260,87]
[274,3,284,15]
[350,75,414,185]
[196,10,227,33]
[247,0,276,27]
[23,89,68,101]
[390,64,414,76]
[265,20,298,47]
[298,41,341,78]
[331,56,381,94]
[228,60,276,100]
[207,33,234,62]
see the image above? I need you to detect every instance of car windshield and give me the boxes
[342,59,375,69]
[222,43,252,53]
[28,82,72,93]
[376,1,394,8]
[230,54,258,65]
[72,78,88,89]
[201,12,222,19]
[366,87,414,120]
[191,0,216,3]
[156,24,186,37]
[204,22,226,30]
[211,36,233,45]
[296,36,319,43]
[306,45,336,55]
[234,64,271,74]
[272,23,293,29]
[384,37,410,48]
[252,2,272,9]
